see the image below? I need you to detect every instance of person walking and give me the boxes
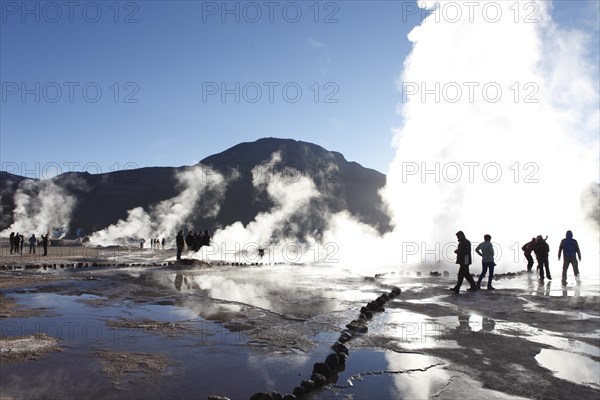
[558,230,581,285]
[450,231,478,293]
[475,234,496,290]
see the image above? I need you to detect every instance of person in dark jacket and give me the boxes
[558,230,581,285]
[534,235,551,281]
[28,234,37,254]
[450,231,477,293]
[522,237,536,272]
[176,230,185,260]
[9,232,15,254]
[41,233,49,256]
[13,233,20,255]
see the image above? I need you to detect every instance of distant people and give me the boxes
[202,230,210,247]
[41,233,49,256]
[176,230,184,260]
[258,248,265,259]
[558,230,581,286]
[475,234,496,290]
[13,233,21,255]
[450,231,477,293]
[140,238,145,249]
[534,235,551,281]
[28,234,36,254]
[161,238,165,249]
[522,237,536,272]
[19,234,24,254]
[9,232,15,254]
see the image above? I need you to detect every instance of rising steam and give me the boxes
[89,165,228,245]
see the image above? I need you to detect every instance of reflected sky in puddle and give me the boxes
[325,350,448,399]
[535,349,600,389]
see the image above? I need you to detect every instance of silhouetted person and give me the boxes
[161,238,165,249]
[13,233,20,255]
[558,230,581,286]
[140,239,145,249]
[450,231,477,293]
[258,248,265,259]
[19,234,24,254]
[534,235,551,281]
[475,234,496,290]
[9,232,15,254]
[522,237,536,272]
[28,234,36,254]
[41,233,49,256]
[185,231,194,251]
[176,230,184,260]
[202,230,210,247]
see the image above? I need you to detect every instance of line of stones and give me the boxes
[245,286,402,400]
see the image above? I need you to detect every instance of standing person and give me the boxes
[534,235,551,281]
[41,233,49,256]
[450,231,477,293]
[28,234,36,254]
[13,233,20,255]
[9,232,15,254]
[161,238,165,249]
[522,237,536,272]
[202,230,210,247]
[185,230,194,251]
[19,234,24,254]
[475,234,496,290]
[176,230,184,260]
[558,230,581,285]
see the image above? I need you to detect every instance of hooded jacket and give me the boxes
[455,231,472,265]
[558,230,581,259]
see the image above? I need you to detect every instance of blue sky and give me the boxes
[1,1,598,177]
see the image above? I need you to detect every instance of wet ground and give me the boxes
[0,248,599,399]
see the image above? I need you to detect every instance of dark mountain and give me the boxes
[0,138,391,238]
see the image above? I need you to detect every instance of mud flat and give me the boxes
[0,251,598,399]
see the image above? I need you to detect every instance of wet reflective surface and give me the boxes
[1,262,599,399]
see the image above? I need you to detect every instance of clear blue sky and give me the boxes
[1,1,598,177]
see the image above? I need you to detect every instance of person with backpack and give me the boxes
[534,235,551,281]
[558,230,582,286]
[522,237,536,272]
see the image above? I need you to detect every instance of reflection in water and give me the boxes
[535,349,600,389]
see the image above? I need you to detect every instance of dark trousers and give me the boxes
[536,255,551,279]
[29,244,35,254]
[525,253,534,271]
[43,245,48,256]
[562,255,579,283]
[477,262,495,288]
[176,245,183,260]
[455,264,476,289]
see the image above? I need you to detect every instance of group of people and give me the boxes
[8,232,50,256]
[451,230,582,293]
[149,238,165,249]
[521,231,582,285]
[175,229,211,260]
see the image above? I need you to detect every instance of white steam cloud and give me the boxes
[0,179,75,238]
[90,165,228,246]
[380,0,599,271]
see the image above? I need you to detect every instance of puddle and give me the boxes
[535,349,600,389]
